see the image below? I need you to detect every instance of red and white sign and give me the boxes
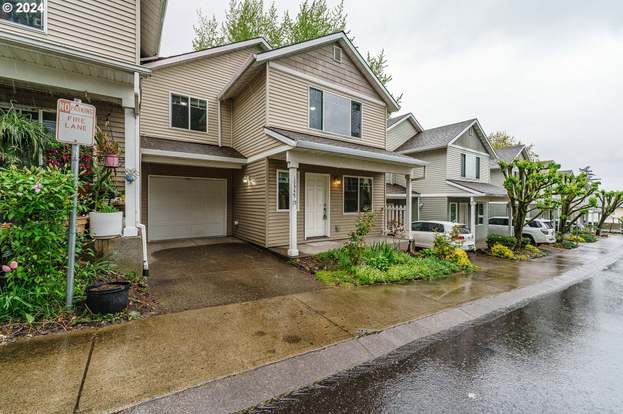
[56,99,96,146]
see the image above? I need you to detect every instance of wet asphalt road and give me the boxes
[253,258,623,413]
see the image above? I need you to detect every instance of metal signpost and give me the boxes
[55,98,96,308]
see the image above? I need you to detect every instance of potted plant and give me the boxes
[95,123,120,168]
[89,163,123,239]
[85,280,130,314]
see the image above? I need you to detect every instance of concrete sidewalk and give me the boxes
[2,237,622,414]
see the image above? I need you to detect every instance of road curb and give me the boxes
[122,249,622,414]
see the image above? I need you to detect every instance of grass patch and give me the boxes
[314,241,475,286]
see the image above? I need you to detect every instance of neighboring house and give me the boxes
[385,113,424,212]
[488,144,531,217]
[139,32,426,256]
[391,118,506,241]
[0,0,167,239]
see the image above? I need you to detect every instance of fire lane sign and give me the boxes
[56,99,96,146]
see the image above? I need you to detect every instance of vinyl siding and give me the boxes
[275,43,377,97]
[140,47,259,145]
[266,160,385,247]
[385,173,407,188]
[0,0,139,63]
[447,146,490,184]
[454,127,487,153]
[387,120,418,151]
[410,149,465,194]
[141,163,234,237]
[267,63,387,149]
[233,160,267,246]
[419,197,448,221]
[231,70,281,157]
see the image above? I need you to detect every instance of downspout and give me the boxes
[134,71,149,275]
[217,99,222,147]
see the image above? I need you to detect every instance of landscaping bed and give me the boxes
[484,234,548,260]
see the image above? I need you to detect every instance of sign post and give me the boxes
[56,98,96,308]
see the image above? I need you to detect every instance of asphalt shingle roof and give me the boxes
[396,119,476,153]
[387,113,411,128]
[489,145,526,169]
[141,136,245,159]
[448,179,508,197]
[267,127,425,165]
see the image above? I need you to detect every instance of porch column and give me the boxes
[470,197,477,234]
[405,174,413,239]
[123,106,139,237]
[288,160,299,257]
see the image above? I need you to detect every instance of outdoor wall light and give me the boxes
[333,177,341,186]
[242,175,256,185]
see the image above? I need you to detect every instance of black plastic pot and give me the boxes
[86,281,130,314]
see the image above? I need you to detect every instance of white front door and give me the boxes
[148,176,227,241]
[305,173,329,238]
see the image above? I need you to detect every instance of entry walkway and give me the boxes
[1,237,622,414]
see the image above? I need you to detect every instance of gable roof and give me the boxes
[387,112,424,132]
[142,38,272,69]
[489,145,529,169]
[219,32,400,112]
[396,118,497,158]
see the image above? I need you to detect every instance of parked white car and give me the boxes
[410,221,476,251]
[488,217,556,244]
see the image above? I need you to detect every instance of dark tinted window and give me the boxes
[455,225,470,234]
[431,223,445,232]
[190,98,207,132]
[351,101,362,138]
[344,176,358,213]
[359,178,372,211]
[460,154,466,177]
[171,94,189,129]
[309,88,323,130]
[412,222,426,231]
[528,221,541,228]
[1,0,44,30]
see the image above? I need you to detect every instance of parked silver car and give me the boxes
[410,221,476,251]
[488,217,556,244]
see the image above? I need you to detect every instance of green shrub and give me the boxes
[487,234,517,250]
[491,243,515,259]
[525,244,541,255]
[561,240,578,249]
[344,210,375,265]
[578,232,598,243]
[0,167,92,322]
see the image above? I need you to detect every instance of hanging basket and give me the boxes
[103,154,119,168]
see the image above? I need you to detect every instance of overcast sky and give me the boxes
[160,0,623,189]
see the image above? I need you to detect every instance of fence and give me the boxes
[386,203,406,233]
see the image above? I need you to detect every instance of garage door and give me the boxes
[148,176,227,241]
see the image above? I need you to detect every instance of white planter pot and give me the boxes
[89,211,123,239]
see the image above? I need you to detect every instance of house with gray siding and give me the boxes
[389,118,508,241]
[488,144,531,217]
[138,32,427,256]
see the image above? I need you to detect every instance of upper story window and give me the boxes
[309,87,362,138]
[0,0,46,31]
[170,93,207,132]
[460,153,481,180]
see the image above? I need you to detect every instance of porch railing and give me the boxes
[386,203,406,234]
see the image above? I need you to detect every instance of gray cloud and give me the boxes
[160,0,623,188]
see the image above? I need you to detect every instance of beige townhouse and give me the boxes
[139,32,426,256]
[0,0,167,240]
[387,115,507,241]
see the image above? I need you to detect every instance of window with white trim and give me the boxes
[0,0,45,30]
[343,176,372,213]
[171,93,207,132]
[309,87,362,138]
[449,202,458,222]
[276,170,300,211]
[333,46,342,63]
[460,153,481,179]
[477,203,485,225]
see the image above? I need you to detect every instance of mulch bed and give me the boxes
[0,280,160,345]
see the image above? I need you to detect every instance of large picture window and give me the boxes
[343,176,372,213]
[0,0,45,30]
[309,88,362,138]
[171,93,207,132]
